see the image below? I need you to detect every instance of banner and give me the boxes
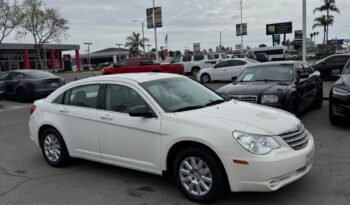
[146,7,162,29]
[236,23,247,36]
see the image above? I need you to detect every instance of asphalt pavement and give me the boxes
[0,72,349,205]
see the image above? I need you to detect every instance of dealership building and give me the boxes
[79,47,129,65]
[0,43,80,71]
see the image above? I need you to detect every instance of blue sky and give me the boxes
[5,0,349,53]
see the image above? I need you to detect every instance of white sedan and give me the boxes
[29,73,314,203]
[197,58,258,83]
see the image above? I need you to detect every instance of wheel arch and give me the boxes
[38,124,70,155]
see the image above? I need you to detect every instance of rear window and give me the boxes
[182,56,192,62]
[27,71,57,79]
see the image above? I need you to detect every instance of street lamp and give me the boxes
[302,0,307,62]
[146,44,152,52]
[152,0,159,61]
[240,0,244,54]
[115,44,123,48]
[133,19,147,56]
[84,42,93,65]
[213,29,228,52]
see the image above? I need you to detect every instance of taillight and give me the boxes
[30,105,36,115]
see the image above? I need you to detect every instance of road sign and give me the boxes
[236,23,247,36]
[266,22,292,35]
[147,7,162,29]
[273,34,281,44]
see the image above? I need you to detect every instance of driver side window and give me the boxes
[215,61,230,68]
[105,84,149,114]
[0,72,9,80]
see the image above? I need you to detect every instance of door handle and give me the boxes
[100,116,113,121]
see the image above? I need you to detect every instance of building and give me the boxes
[80,48,129,65]
[0,43,80,71]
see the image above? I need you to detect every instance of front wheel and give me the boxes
[312,87,323,109]
[173,147,227,203]
[200,74,211,83]
[16,87,31,103]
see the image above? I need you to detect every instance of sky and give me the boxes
[5,0,350,54]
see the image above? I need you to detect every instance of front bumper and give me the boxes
[330,92,350,118]
[32,88,57,99]
[221,134,314,192]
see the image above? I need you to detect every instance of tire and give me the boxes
[191,67,201,75]
[172,146,227,203]
[200,74,211,83]
[40,128,70,167]
[287,94,299,116]
[312,87,323,109]
[16,87,31,103]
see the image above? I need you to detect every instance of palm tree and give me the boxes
[313,15,334,45]
[310,33,314,41]
[124,32,149,56]
[314,0,340,43]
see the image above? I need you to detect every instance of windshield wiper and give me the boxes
[173,105,205,112]
[205,99,226,106]
[255,79,283,82]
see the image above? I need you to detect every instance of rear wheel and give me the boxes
[200,74,211,83]
[16,87,31,103]
[191,67,200,75]
[287,94,299,116]
[40,128,70,167]
[172,147,227,203]
[312,87,323,109]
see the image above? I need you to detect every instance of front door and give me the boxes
[97,83,162,173]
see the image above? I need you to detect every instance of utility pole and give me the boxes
[146,44,151,52]
[84,42,93,65]
[152,0,159,61]
[213,29,227,52]
[240,0,244,54]
[133,19,147,55]
[302,0,307,62]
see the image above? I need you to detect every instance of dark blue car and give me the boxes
[0,70,65,102]
[0,81,5,101]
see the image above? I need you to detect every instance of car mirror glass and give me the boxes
[129,105,154,118]
[231,76,238,81]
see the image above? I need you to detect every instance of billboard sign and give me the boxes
[147,7,162,29]
[266,22,292,35]
[236,23,247,36]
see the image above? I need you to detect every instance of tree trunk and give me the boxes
[323,27,326,45]
[326,10,329,44]
[35,48,44,69]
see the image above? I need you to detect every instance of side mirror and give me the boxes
[231,76,238,81]
[299,72,309,79]
[129,105,155,118]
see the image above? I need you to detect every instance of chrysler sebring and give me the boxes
[29,73,314,202]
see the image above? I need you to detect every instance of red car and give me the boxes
[102,57,184,75]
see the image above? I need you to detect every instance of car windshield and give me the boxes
[26,71,57,79]
[141,77,224,112]
[238,65,295,82]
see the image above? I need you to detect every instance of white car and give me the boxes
[197,58,258,83]
[173,55,217,75]
[29,73,314,203]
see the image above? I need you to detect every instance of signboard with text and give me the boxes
[193,43,201,53]
[295,30,303,39]
[146,7,162,29]
[236,23,247,36]
[266,22,292,35]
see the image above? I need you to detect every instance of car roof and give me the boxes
[248,61,299,68]
[76,73,185,84]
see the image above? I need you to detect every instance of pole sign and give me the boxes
[273,34,281,44]
[146,7,162,29]
[236,23,247,36]
[266,22,292,35]
[295,30,303,39]
[193,43,201,53]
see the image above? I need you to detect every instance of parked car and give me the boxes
[329,59,350,125]
[0,81,5,101]
[216,61,323,115]
[29,73,314,203]
[173,54,217,75]
[102,57,184,75]
[0,70,65,102]
[253,53,270,62]
[197,58,258,83]
[250,46,288,61]
[312,54,350,79]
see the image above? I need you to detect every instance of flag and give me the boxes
[165,34,168,45]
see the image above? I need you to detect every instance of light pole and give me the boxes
[84,42,93,65]
[146,44,152,52]
[302,0,307,62]
[240,0,244,54]
[213,29,228,52]
[115,43,123,48]
[152,0,159,61]
[133,19,147,56]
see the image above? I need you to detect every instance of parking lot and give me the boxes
[0,73,349,205]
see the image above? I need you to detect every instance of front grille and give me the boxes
[227,95,258,103]
[279,124,309,150]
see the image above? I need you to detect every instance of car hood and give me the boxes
[169,101,300,136]
[217,82,292,95]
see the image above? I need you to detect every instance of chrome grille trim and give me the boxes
[279,124,309,150]
[227,95,258,104]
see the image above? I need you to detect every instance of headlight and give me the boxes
[333,87,350,96]
[261,95,279,104]
[233,131,280,155]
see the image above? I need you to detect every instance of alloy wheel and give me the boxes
[43,134,62,162]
